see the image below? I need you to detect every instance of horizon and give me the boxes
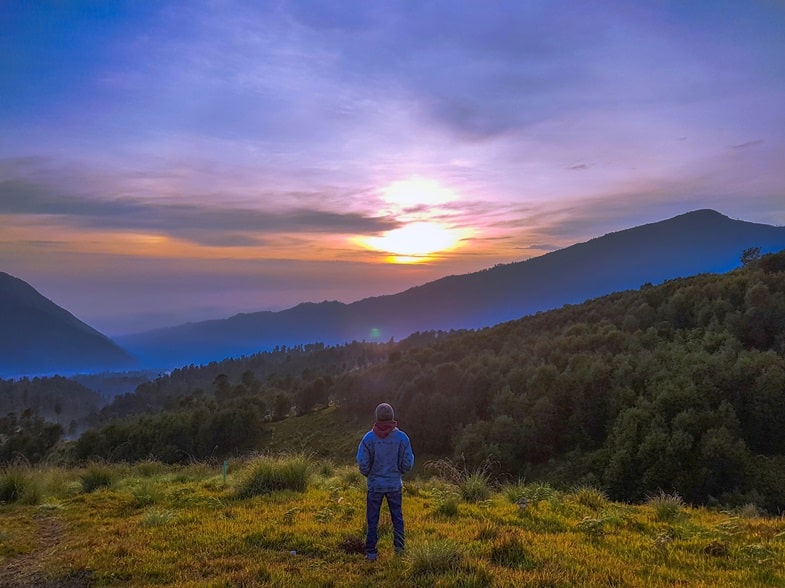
[2,1,784,336]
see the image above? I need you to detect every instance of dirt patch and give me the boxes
[0,513,92,588]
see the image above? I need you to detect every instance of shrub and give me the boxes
[235,454,311,498]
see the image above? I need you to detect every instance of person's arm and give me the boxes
[399,434,414,474]
[357,436,373,477]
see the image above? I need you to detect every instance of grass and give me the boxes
[79,461,115,493]
[1,457,784,586]
[0,466,40,505]
[234,453,312,498]
[647,490,686,523]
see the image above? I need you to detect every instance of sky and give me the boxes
[1,0,784,337]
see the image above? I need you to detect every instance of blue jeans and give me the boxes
[365,489,404,557]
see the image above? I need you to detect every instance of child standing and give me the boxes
[356,402,415,561]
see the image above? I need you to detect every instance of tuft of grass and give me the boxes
[736,503,761,519]
[503,480,556,506]
[134,459,167,478]
[426,458,495,503]
[459,470,493,503]
[235,454,312,498]
[317,459,335,478]
[337,465,364,488]
[80,461,115,493]
[431,487,460,517]
[576,516,607,540]
[37,467,81,499]
[475,522,500,541]
[130,478,163,508]
[0,466,40,505]
[571,485,609,511]
[489,536,537,570]
[646,490,685,522]
[141,509,176,527]
[407,539,464,577]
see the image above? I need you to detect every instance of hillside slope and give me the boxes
[119,209,785,368]
[0,272,136,377]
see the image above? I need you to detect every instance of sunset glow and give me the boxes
[357,222,467,262]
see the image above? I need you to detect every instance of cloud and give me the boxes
[0,161,398,247]
[731,140,764,150]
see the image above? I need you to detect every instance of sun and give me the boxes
[359,222,464,262]
[355,177,470,263]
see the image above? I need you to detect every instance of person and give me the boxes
[356,402,414,561]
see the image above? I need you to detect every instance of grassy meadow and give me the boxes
[1,451,784,587]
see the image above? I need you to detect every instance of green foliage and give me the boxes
[0,409,63,463]
[75,396,269,463]
[234,454,312,498]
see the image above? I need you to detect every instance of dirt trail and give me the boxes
[0,513,88,588]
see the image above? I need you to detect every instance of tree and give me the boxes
[741,247,761,266]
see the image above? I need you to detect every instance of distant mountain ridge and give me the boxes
[0,272,136,377]
[119,209,785,368]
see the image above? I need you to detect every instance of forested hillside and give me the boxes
[5,250,785,512]
[117,210,785,369]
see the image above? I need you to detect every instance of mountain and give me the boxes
[0,272,136,377]
[118,209,785,368]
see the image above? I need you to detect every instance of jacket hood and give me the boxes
[373,420,398,439]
